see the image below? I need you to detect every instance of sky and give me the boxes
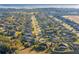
[0,4,79,9]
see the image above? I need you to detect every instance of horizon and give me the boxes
[0,4,79,9]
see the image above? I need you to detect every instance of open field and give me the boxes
[63,16,79,24]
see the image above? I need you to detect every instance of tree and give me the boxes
[0,42,16,54]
